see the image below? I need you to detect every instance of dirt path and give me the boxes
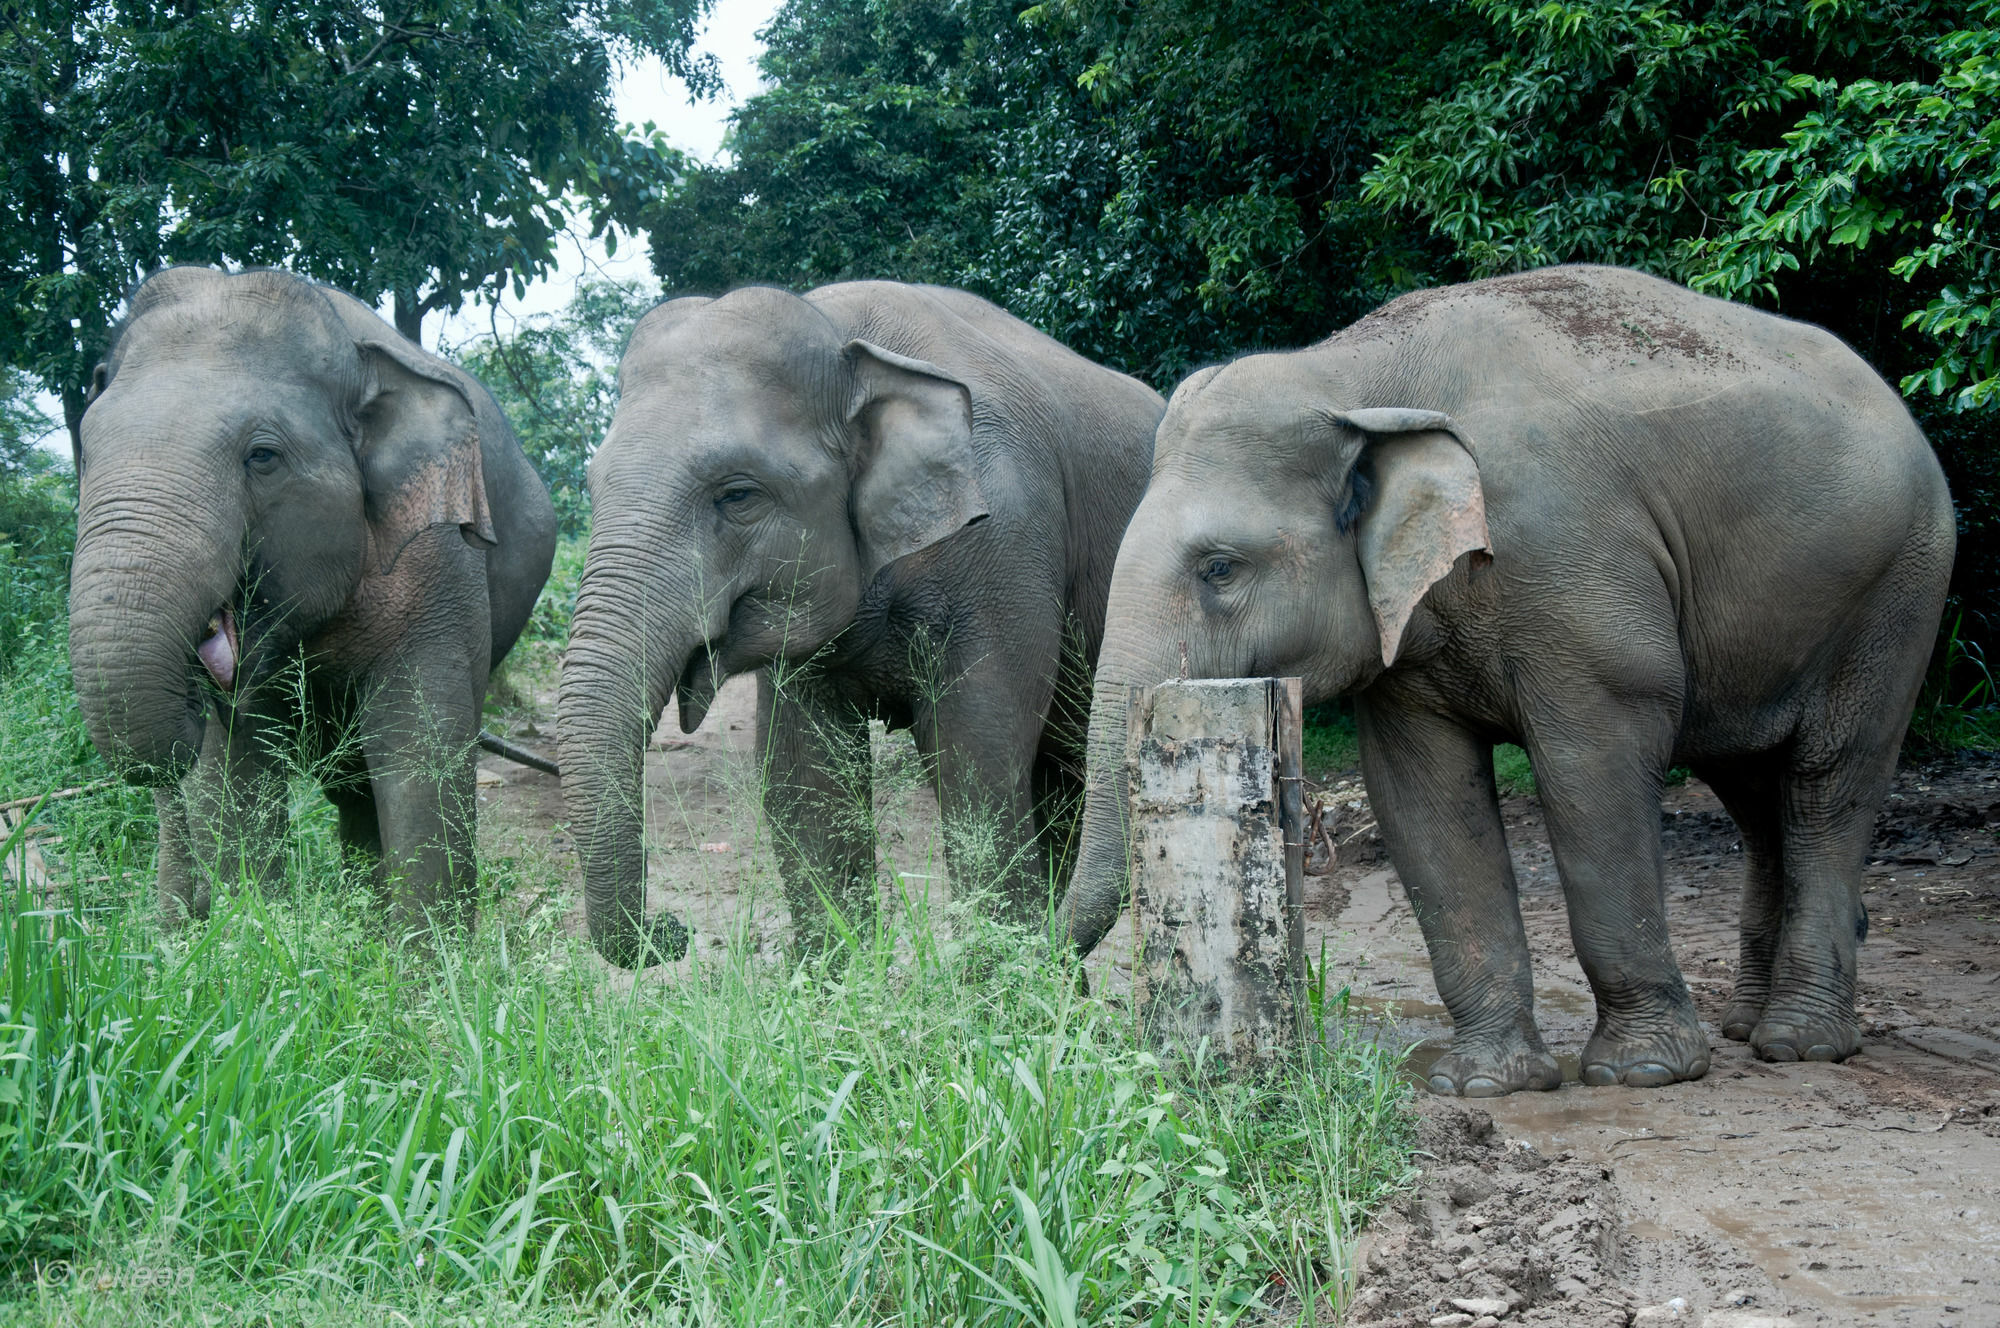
[1317,767,2000,1328]
[475,677,2000,1326]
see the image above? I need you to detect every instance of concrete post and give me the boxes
[1126,677,1306,1061]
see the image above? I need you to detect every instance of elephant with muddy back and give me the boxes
[557,282,1163,966]
[69,267,557,929]
[1057,266,1954,1095]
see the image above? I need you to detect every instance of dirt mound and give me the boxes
[1346,1103,1783,1328]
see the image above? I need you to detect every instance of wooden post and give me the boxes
[1126,677,1307,1061]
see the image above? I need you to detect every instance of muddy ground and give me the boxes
[477,673,2000,1328]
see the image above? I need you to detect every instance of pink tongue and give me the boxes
[197,618,235,690]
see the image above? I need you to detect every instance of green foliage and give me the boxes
[1301,704,1359,780]
[1492,743,1536,798]
[645,0,1008,294]
[454,278,657,533]
[1692,0,2000,412]
[647,0,1469,384]
[0,371,55,479]
[0,0,714,448]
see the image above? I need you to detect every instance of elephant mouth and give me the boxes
[196,605,240,691]
[675,644,728,734]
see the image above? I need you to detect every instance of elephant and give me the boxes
[1057,265,1954,1095]
[556,282,1164,966]
[68,266,557,931]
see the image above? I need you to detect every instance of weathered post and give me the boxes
[1126,677,1307,1061]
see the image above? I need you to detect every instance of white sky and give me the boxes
[29,0,780,458]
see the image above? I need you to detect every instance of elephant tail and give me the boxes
[478,730,560,777]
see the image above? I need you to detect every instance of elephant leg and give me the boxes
[1356,698,1559,1097]
[918,666,1052,929]
[1528,706,1708,1088]
[355,665,482,936]
[180,704,290,900]
[759,669,876,951]
[326,751,384,867]
[153,783,205,925]
[1749,746,1895,1062]
[1696,758,1786,1041]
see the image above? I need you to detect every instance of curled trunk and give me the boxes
[555,557,701,967]
[68,490,235,784]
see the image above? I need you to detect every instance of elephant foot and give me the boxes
[1580,1012,1710,1088]
[1718,1001,1763,1043]
[1425,1035,1563,1098]
[1750,1005,1858,1063]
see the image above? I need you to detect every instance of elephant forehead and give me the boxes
[603,389,836,475]
[87,366,329,443]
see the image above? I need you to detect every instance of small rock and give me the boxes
[1432,1262,1458,1282]
[1452,1297,1511,1319]
[1429,1316,1475,1328]
[1633,1299,1690,1326]
[1720,1290,1757,1308]
[1473,1319,1501,1328]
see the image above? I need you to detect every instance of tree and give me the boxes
[644,0,1471,386]
[451,276,656,534]
[1360,0,2000,642]
[0,369,55,480]
[0,0,715,451]
[644,0,1010,295]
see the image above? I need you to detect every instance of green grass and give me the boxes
[0,839,1414,1325]
[0,486,1417,1325]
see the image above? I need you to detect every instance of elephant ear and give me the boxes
[842,339,990,581]
[1331,408,1492,667]
[353,337,496,575]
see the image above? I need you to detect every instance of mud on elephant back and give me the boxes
[67,266,557,934]
[1056,264,1955,1096]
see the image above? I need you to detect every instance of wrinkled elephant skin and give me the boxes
[1059,266,1955,1094]
[68,266,557,932]
[557,282,1162,965]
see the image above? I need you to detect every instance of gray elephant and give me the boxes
[1058,266,1953,1094]
[556,282,1163,966]
[69,266,557,930]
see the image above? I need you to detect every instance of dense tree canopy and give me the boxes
[644,0,1473,383]
[642,0,1999,645]
[0,0,713,447]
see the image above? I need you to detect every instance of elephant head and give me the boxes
[1058,354,1491,954]
[556,286,988,967]
[69,266,493,783]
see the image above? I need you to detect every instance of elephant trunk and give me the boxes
[1056,605,1178,957]
[68,469,239,785]
[555,547,707,968]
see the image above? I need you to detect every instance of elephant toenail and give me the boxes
[1428,1074,1464,1097]
[1461,1076,1508,1098]
[1580,1063,1620,1087]
[1761,1043,1799,1062]
[1804,1043,1839,1061]
[1720,1022,1753,1042]
[1623,1062,1674,1087]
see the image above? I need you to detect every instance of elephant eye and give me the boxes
[244,445,282,472]
[714,482,762,514]
[1200,555,1236,585]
